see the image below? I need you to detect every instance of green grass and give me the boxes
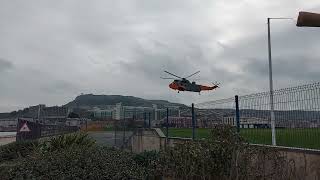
[164,128,320,150]
[103,126,114,131]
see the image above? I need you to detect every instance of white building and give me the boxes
[92,107,113,119]
[90,103,181,125]
[222,116,270,128]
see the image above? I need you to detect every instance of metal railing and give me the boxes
[195,82,320,150]
[114,107,185,149]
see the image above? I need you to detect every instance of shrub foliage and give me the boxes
[38,132,96,152]
[1,147,145,180]
[139,125,290,180]
[0,127,293,180]
[0,140,38,162]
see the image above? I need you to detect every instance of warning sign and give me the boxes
[19,122,31,132]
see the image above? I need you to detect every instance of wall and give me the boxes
[130,128,320,179]
[130,128,166,153]
[259,145,320,179]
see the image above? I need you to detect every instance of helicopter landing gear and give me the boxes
[199,92,201,95]
[178,91,180,93]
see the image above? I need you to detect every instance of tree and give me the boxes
[68,112,80,118]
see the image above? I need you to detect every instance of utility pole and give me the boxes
[148,112,151,128]
[166,108,169,138]
[192,103,195,140]
[37,104,41,123]
[235,95,240,133]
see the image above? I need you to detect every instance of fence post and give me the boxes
[85,119,88,132]
[122,111,126,149]
[148,112,151,129]
[235,95,240,133]
[192,103,195,140]
[114,121,117,147]
[143,112,147,128]
[166,108,169,138]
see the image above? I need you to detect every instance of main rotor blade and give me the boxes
[161,77,176,79]
[164,71,182,79]
[184,71,200,79]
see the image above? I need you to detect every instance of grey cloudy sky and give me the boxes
[1,0,320,112]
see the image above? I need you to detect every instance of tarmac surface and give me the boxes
[88,131,116,146]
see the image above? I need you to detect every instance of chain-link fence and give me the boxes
[114,106,189,148]
[195,82,320,150]
[114,109,155,148]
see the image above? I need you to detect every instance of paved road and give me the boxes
[88,131,116,146]
[0,137,15,146]
[88,131,133,147]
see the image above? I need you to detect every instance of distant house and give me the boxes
[90,103,180,124]
[159,116,193,128]
[0,118,17,131]
[66,118,90,127]
[222,116,270,128]
[92,107,113,119]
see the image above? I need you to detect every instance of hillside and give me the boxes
[65,94,186,109]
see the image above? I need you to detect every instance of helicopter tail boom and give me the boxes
[200,83,219,91]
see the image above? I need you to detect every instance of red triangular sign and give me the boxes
[19,123,31,132]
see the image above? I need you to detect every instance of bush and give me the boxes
[133,150,160,177]
[0,140,38,162]
[1,146,146,180]
[0,127,291,179]
[156,125,289,180]
[0,133,95,163]
[38,132,96,153]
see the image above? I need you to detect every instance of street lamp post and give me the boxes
[268,12,320,146]
[267,17,293,146]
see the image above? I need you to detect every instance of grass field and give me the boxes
[164,128,320,150]
[103,126,114,131]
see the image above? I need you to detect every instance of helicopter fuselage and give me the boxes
[169,79,218,92]
[161,70,219,93]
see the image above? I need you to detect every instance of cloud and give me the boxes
[0,0,320,111]
[0,58,14,72]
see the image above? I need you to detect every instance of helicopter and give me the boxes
[161,70,219,94]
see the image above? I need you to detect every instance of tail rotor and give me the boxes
[212,81,220,88]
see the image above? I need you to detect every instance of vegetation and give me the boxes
[0,140,39,162]
[103,126,114,131]
[133,150,160,178]
[147,125,291,179]
[0,133,146,179]
[165,127,320,149]
[0,127,298,179]
[38,133,96,152]
[1,146,146,179]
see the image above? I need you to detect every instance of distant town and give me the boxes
[1,93,320,133]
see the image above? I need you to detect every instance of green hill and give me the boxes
[65,94,185,109]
